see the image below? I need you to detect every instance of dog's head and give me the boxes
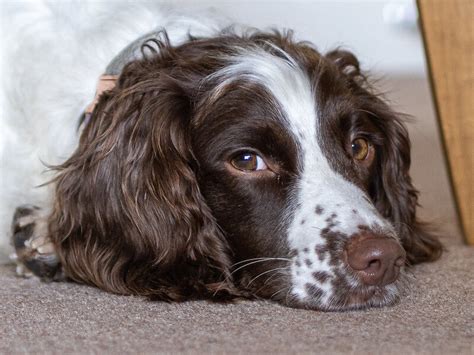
[50,31,442,310]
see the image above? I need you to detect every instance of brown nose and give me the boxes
[345,233,406,286]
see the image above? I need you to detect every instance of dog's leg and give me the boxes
[11,205,64,281]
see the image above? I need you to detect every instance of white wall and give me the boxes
[1,0,426,75]
[172,0,426,76]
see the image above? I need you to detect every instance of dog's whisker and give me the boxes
[270,286,289,300]
[229,258,291,277]
[213,258,290,296]
[230,257,291,268]
[246,267,288,288]
[253,266,291,296]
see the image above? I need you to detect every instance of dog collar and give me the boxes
[85,74,118,114]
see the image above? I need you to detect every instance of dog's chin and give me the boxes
[328,283,402,311]
[279,282,404,312]
[238,267,407,311]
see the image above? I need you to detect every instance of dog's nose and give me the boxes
[344,233,406,286]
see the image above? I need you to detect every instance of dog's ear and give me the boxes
[49,56,238,300]
[369,110,443,264]
[326,49,443,264]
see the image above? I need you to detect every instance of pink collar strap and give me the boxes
[85,75,118,114]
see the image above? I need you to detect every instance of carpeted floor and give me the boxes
[1,245,472,354]
[1,77,472,354]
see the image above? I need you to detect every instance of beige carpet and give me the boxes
[1,77,472,354]
[1,245,472,354]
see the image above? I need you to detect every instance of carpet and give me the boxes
[1,245,472,354]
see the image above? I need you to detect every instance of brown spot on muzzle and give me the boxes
[315,205,324,215]
[312,271,330,283]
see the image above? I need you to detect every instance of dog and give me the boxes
[0,3,442,311]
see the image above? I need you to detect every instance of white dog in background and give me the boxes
[0,1,226,263]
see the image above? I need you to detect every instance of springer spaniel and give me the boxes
[2,5,442,311]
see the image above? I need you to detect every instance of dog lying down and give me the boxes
[3,5,442,311]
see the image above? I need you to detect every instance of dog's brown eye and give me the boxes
[351,138,371,161]
[231,152,268,171]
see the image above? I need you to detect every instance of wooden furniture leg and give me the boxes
[418,0,473,244]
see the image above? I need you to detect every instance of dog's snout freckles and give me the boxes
[286,174,402,309]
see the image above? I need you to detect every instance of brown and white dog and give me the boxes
[1,3,442,311]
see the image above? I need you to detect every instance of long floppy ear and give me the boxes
[370,110,443,264]
[49,56,238,300]
[327,49,443,264]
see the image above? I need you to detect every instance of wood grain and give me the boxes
[418,0,473,244]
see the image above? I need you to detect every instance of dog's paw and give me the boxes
[11,205,64,281]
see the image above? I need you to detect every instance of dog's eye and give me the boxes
[351,138,371,161]
[231,152,268,171]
